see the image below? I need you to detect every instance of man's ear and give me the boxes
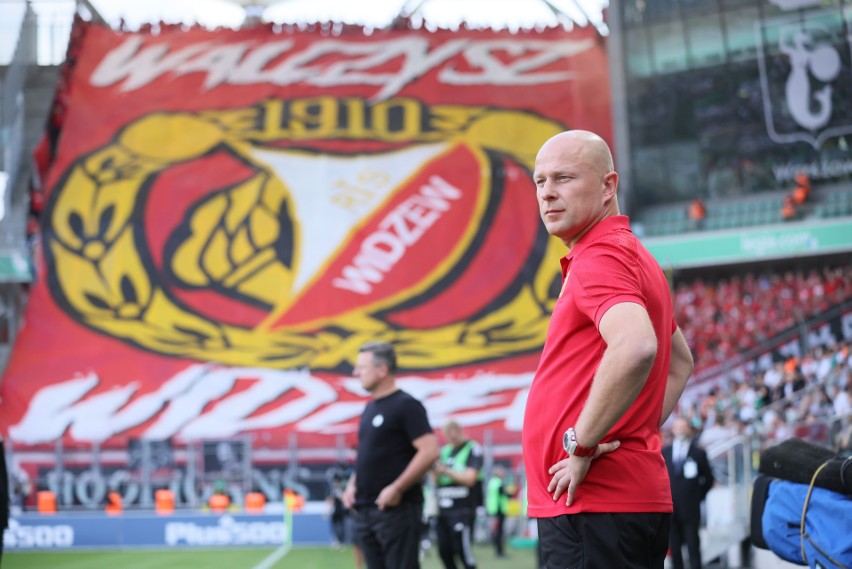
[602,171,619,200]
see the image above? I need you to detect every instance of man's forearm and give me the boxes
[660,327,694,426]
[574,343,655,446]
[393,448,438,493]
[660,372,689,426]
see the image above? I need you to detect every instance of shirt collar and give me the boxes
[560,215,632,273]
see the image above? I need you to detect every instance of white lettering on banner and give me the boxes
[332,175,462,295]
[396,375,532,429]
[175,368,336,438]
[9,365,211,444]
[89,36,592,99]
[10,367,336,444]
[4,519,75,549]
[739,231,817,256]
[165,516,285,546]
[438,39,592,85]
[771,158,852,182]
[9,366,532,444]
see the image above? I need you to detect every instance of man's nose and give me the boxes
[537,181,555,200]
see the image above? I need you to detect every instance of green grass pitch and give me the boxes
[4,543,539,568]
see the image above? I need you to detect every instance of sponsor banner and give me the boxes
[643,217,852,269]
[0,21,611,450]
[4,512,323,549]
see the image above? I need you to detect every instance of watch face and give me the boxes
[563,431,575,454]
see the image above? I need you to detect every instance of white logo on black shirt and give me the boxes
[372,414,384,427]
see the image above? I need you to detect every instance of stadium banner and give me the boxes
[0,21,611,454]
[4,511,320,549]
[645,217,852,269]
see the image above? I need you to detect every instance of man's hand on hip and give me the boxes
[375,483,402,510]
[547,440,620,507]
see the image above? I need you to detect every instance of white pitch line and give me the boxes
[252,542,292,569]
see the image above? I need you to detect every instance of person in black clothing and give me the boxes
[1,436,9,566]
[327,479,348,547]
[342,341,440,569]
[663,417,715,569]
[434,420,484,569]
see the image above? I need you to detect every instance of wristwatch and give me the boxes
[563,428,598,457]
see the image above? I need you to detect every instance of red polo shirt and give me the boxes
[523,216,675,517]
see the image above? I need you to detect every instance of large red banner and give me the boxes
[1,22,611,452]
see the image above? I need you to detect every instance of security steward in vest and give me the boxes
[486,464,512,558]
[433,420,484,569]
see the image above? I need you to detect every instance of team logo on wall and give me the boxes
[757,10,852,148]
[44,99,567,372]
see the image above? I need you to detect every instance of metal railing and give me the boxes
[702,434,755,565]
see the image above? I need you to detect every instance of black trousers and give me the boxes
[331,514,346,543]
[538,512,672,569]
[436,508,477,569]
[669,511,702,569]
[492,512,506,556]
[354,502,422,569]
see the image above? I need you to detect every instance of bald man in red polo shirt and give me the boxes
[523,130,694,569]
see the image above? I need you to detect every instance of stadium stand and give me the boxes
[634,182,852,237]
[679,340,851,451]
[674,264,852,374]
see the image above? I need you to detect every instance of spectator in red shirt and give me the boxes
[523,130,694,568]
[687,198,706,231]
[792,172,811,205]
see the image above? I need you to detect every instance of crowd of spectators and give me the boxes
[678,342,851,450]
[673,264,852,374]
[671,263,852,454]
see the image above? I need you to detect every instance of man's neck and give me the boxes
[371,383,399,400]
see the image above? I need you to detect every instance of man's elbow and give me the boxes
[425,442,440,464]
[683,355,695,378]
[632,338,658,377]
[430,448,440,464]
[677,347,695,379]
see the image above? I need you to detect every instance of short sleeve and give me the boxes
[401,396,433,442]
[572,237,645,327]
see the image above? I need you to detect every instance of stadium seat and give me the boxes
[37,490,56,514]
[209,493,231,513]
[155,489,175,515]
[105,491,123,515]
[245,492,266,513]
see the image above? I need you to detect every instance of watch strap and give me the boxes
[565,427,598,457]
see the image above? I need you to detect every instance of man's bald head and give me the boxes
[537,130,614,178]
[533,129,620,246]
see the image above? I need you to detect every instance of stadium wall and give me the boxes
[5,510,331,550]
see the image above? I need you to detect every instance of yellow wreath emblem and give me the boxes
[45,99,567,371]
